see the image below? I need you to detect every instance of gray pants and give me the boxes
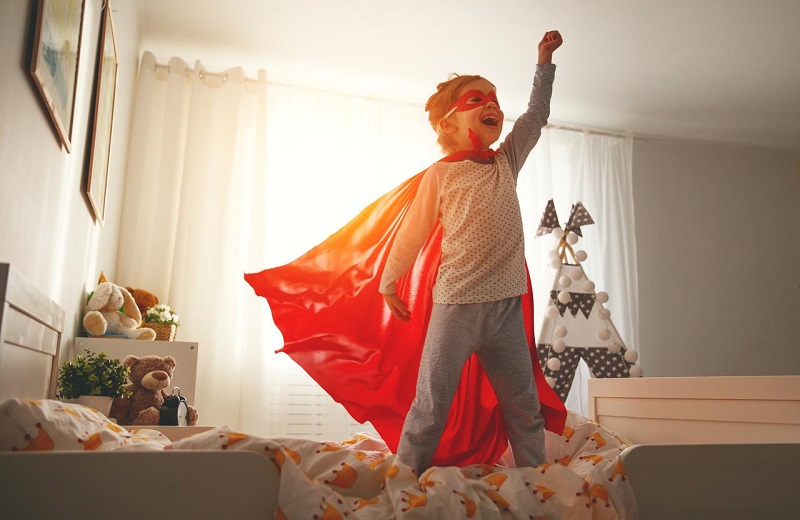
[396,297,545,474]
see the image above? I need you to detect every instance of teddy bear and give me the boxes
[109,354,198,426]
[125,286,159,317]
[82,281,157,340]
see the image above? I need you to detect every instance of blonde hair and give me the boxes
[425,74,495,153]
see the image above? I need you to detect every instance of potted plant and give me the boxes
[57,348,130,416]
[143,303,181,341]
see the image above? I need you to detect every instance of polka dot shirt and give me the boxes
[431,154,527,302]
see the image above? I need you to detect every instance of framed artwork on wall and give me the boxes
[30,0,86,153]
[87,4,118,226]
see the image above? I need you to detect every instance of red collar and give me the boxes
[440,148,498,163]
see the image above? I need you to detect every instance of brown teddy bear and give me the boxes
[125,286,159,317]
[109,354,198,426]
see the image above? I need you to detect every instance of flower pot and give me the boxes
[72,395,113,417]
[143,322,176,341]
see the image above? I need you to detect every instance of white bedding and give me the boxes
[1,398,637,519]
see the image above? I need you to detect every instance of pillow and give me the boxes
[0,398,166,452]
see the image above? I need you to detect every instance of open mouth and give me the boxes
[480,114,499,127]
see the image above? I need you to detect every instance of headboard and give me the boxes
[588,375,800,444]
[0,263,64,402]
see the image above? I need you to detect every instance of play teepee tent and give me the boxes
[535,200,642,402]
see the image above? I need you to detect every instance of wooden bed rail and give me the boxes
[0,450,279,519]
[621,443,800,519]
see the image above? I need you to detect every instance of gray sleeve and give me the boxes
[499,63,556,178]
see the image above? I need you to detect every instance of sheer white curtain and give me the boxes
[117,51,272,430]
[118,53,636,431]
[254,84,441,439]
[117,55,440,434]
[518,128,638,415]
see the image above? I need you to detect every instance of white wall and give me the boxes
[633,138,800,376]
[0,0,139,362]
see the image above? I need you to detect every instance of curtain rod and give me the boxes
[265,77,425,109]
[152,62,263,84]
[546,123,633,139]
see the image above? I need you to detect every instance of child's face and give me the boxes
[446,79,504,150]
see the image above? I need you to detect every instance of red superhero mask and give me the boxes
[443,90,499,118]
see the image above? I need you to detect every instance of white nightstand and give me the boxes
[75,337,199,405]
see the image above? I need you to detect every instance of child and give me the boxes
[379,30,563,474]
[245,31,566,471]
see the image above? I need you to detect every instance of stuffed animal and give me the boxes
[109,354,198,426]
[82,282,156,340]
[125,286,159,317]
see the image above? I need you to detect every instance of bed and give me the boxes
[1,262,798,519]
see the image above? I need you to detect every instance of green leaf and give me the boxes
[57,348,130,399]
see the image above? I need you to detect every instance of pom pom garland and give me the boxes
[546,306,559,319]
[597,329,611,341]
[559,276,572,288]
[569,269,583,280]
[550,257,562,269]
[575,250,588,262]
[552,228,565,240]
[607,343,622,354]
[629,365,643,378]
[552,339,566,353]
[546,357,562,371]
[566,232,579,245]
[545,376,556,388]
[596,291,609,304]
[553,325,567,338]
[598,308,611,320]
[624,350,639,363]
[557,290,571,304]
[583,280,595,292]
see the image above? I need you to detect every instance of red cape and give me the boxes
[245,160,566,467]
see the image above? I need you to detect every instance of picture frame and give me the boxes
[86,5,118,226]
[30,0,86,153]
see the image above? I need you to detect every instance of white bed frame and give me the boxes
[588,375,800,445]
[0,263,62,402]
[1,262,798,519]
[590,376,800,518]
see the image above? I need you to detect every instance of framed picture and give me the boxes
[30,0,86,153]
[86,5,118,225]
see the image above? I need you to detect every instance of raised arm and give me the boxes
[501,30,563,176]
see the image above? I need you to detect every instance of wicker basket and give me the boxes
[142,322,176,341]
